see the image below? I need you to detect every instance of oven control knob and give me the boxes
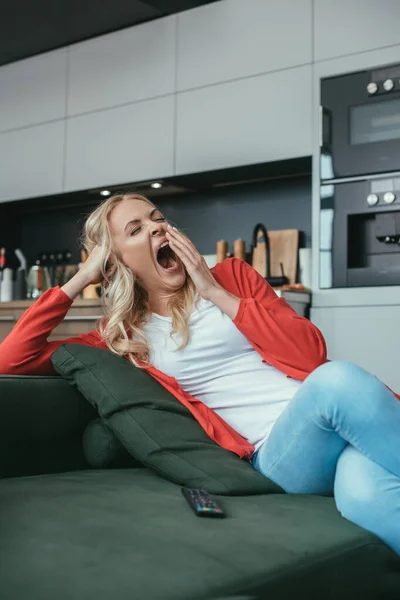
[383,191,396,204]
[367,193,379,206]
[367,82,378,94]
[383,78,394,92]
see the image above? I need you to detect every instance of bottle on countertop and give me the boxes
[0,247,14,302]
[0,267,13,302]
[0,247,5,281]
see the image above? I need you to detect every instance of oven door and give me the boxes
[321,64,400,180]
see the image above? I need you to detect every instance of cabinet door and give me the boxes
[177,0,312,90]
[68,16,176,116]
[176,65,312,175]
[0,49,67,132]
[314,0,400,61]
[0,319,15,343]
[65,95,174,191]
[311,306,399,390]
[0,121,65,202]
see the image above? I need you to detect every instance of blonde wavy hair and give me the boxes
[81,193,198,368]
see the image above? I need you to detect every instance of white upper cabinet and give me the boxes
[0,49,67,132]
[314,0,400,61]
[177,0,312,91]
[176,65,312,175]
[0,121,65,202]
[65,96,174,192]
[67,16,176,116]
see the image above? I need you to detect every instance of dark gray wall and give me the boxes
[157,175,312,255]
[3,174,311,269]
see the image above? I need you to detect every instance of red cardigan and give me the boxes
[0,258,397,459]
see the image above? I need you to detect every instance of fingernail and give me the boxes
[172,227,178,231]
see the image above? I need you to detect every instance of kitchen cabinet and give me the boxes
[175,65,312,175]
[67,16,176,116]
[0,121,65,203]
[0,298,103,344]
[314,0,400,61]
[0,49,67,132]
[65,95,174,192]
[311,305,399,390]
[0,317,14,341]
[177,0,312,91]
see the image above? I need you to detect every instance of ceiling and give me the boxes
[0,0,217,67]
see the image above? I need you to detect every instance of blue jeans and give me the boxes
[252,360,400,555]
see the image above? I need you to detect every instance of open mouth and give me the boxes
[156,242,179,271]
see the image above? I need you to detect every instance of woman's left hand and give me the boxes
[166,225,221,300]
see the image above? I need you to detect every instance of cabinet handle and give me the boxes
[319,105,323,148]
[0,316,16,321]
[64,315,103,321]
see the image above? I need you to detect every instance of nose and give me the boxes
[150,222,164,236]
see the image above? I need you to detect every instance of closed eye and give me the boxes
[129,217,165,236]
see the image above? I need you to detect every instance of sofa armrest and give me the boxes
[0,375,97,478]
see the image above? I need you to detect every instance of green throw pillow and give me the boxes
[51,344,283,496]
[82,418,142,469]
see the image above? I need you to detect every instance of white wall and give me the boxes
[2,0,399,202]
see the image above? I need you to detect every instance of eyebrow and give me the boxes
[124,208,161,233]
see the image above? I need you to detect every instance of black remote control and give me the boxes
[181,487,226,518]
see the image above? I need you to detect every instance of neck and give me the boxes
[148,290,175,317]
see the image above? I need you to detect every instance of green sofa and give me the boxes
[1,374,399,600]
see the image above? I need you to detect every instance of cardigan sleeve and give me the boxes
[0,286,101,376]
[216,258,327,380]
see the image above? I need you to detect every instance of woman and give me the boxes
[1,193,399,554]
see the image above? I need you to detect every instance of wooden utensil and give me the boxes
[233,239,246,260]
[216,240,229,263]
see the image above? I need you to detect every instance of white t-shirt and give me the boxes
[142,295,302,450]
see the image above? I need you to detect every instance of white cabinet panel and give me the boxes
[0,121,64,202]
[311,306,398,390]
[177,0,312,90]
[68,17,176,116]
[176,65,312,175]
[0,49,67,132]
[65,96,174,191]
[314,0,400,61]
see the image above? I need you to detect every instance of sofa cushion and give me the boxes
[51,344,281,495]
[1,468,398,600]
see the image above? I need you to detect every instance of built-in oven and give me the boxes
[320,63,400,181]
[320,176,400,288]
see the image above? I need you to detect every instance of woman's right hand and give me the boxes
[79,245,105,285]
[62,246,113,300]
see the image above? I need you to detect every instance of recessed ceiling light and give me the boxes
[150,182,163,189]
[100,190,111,196]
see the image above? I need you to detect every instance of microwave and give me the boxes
[320,63,400,181]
